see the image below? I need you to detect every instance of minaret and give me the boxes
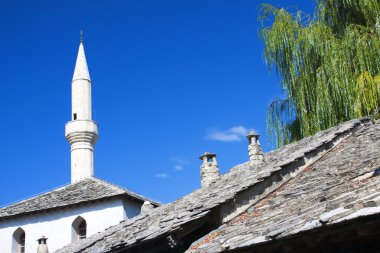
[65,32,99,183]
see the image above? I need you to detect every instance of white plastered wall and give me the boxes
[0,198,141,253]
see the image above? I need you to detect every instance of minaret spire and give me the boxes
[73,32,90,83]
[65,32,99,183]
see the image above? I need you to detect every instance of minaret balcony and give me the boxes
[65,120,98,145]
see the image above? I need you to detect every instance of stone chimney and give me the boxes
[247,130,265,167]
[199,152,220,188]
[141,201,154,214]
[37,236,49,253]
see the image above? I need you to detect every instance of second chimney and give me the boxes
[199,152,219,188]
[247,130,265,167]
[37,236,49,253]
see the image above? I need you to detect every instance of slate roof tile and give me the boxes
[187,120,380,252]
[56,118,370,253]
[0,177,159,220]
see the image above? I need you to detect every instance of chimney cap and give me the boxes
[37,236,48,242]
[246,129,259,139]
[142,201,152,206]
[199,152,216,160]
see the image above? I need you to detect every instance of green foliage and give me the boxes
[260,0,380,147]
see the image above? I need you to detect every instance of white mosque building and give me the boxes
[0,35,159,253]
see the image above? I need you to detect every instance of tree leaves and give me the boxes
[261,0,380,147]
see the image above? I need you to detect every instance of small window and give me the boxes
[73,113,77,120]
[19,233,25,253]
[78,220,86,239]
[12,228,25,253]
[72,216,87,241]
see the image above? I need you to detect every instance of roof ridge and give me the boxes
[0,181,70,209]
[227,118,370,177]
[264,117,370,157]
[0,177,107,210]
[92,177,162,206]
[0,177,161,220]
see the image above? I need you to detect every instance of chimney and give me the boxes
[141,201,154,214]
[247,130,265,167]
[37,236,49,253]
[199,152,220,188]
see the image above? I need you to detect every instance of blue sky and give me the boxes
[0,0,314,205]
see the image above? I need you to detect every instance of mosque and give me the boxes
[2,34,380,253]
[0,35,159,253]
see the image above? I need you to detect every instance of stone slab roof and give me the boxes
[187,119,380,252]
[56,117,372,253]
[0,177,159,221]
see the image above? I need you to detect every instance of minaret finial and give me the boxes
[80,30,83,44]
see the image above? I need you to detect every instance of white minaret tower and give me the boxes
[65,32,98,183]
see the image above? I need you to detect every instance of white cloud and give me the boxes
[205,126,249,142]
[171,156,188,171]
[154,173,170,179]
[174,165,184,171]
[170,157,189,165]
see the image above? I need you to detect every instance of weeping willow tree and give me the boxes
[260,0,380,147]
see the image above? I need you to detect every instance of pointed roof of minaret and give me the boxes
[72,31,91,81]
